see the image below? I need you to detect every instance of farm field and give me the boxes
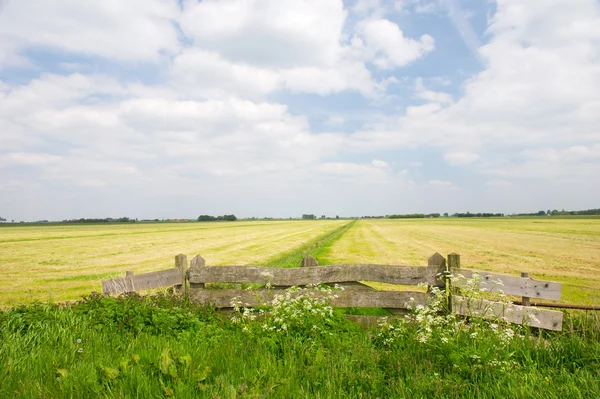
[1,217,599,306]
[1,218,600,398]
[0,220,347,307]
[320,218,600,305]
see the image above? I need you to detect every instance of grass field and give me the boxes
[1,218,600,398]
[0,220,347,307]
[1,218,599,306]
[318,218,600,305]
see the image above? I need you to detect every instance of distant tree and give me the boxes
[443,212,449,217]
[335,215,340,219]
[302,214,316,220]
[0,216,6,222]
[320,215,326,219]
[537,210,546,216]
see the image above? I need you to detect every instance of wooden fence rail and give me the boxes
[101,252,564,331]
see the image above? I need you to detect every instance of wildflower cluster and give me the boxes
[376,274,526,349]
[231,284,345,337]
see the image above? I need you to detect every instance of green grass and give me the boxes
[262,220,356,268]
[1,294,599,398]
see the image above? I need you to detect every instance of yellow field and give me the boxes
[1,218,599,307]
[0,220,346,306]
[321,218,600,304]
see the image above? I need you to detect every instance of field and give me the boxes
[0,220,347,306]
[321,218,600,305]
[1,218,598,306]
[1,218,600,398]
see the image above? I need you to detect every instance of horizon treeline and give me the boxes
[197,214,238,222]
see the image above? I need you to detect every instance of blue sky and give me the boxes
[1,0,599,221]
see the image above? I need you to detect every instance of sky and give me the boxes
[1,0,599,221]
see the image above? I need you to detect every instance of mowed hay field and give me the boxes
[320,218,600,305]
[1,217,599,307]
[0,220,347,307]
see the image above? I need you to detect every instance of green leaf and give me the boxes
[99,365,119,381]
[56,368,69,378]
[159,348,175,376]
[197,366,211,382]
[179,353,192,367]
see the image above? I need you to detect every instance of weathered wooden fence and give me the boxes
[102,252,564,331]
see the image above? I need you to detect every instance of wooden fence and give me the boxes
[102,252,564,331]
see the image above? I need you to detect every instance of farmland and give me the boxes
[0,220,347,307]
[1,217,598,306]
[321,218,600,305]
[1,218,599,398]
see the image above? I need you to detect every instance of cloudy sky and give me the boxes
[1,0,599,221]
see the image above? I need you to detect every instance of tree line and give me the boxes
[197,214,238,222]
[63,217,137,224]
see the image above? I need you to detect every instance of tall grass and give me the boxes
[1,291,599,398]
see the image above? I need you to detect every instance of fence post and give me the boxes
[428,252,446,287]
[126,271,134,277]
[301,254,319,267]
[521,272,530,306]
[175,254,188,293]
[189,255,206,289]
[447,253,460,313]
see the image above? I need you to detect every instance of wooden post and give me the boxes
[174,254,188,293]
[521,272,531,306]
[189,255,206,289]
[428,252,446,287]
[125,271,134,277]
[446,253,460,313]
[447,253,460,273]
[301,254,319,268]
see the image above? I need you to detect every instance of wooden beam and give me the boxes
[102,267,183,295]
[455,270,561,301]
[453,295,563,331]
[189,288,428,309]
[188,264,438,286]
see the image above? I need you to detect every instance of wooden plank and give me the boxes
[189,288,428,309]
[455,269,561,301]
[102,268,183,295]
[521,272,531,306]
[345,315,398,328]
[452,295,563,331]
[188,264,438,286]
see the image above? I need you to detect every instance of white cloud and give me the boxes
[0,0,180,66]
[414,77,453,104]
[355,18,435,69]
[372,159,389,168]
[179,0,346,68]
[346,0,600,183]
[428,180,459,190]
[0,152,63,167]
[169,49,281,99]
[444,151,479,165]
